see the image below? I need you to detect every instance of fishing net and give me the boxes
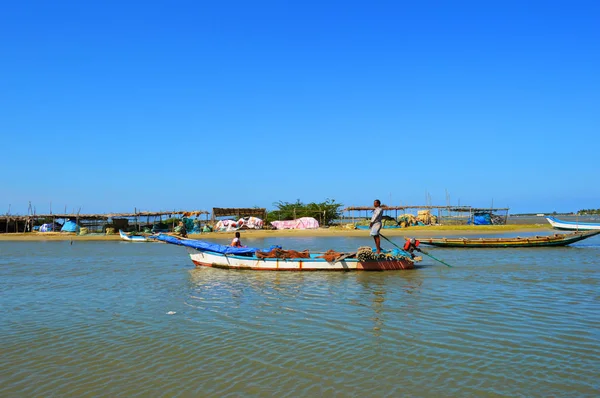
[316,250,343,262]
[356,246,412,262]
[255,248,311,259]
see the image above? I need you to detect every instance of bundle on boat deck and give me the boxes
[317,250,353,262]
[256,248,311,259]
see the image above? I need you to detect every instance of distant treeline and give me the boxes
[578,209,600,215]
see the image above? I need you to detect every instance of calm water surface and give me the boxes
[1,235,600,397]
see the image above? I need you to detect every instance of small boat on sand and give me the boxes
[546,216,600,231]
[155,234,417,271]
[417,230,600,248]
[119,230,155,242]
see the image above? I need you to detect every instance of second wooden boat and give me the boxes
[417,230,600,248]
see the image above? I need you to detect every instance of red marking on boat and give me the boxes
[192,259,414,271]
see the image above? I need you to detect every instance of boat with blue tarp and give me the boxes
[155,234,417,271]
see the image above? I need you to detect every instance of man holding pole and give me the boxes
[370,199,383,254]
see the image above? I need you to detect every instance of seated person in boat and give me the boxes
[231,231,244,247]
[404,238,422,259]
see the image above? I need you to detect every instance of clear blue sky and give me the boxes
[1,0,599,215]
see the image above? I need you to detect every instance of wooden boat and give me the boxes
[119,230,155,242]
[417,230,600,248]
[546,216,600,231]
[155,234,417,271]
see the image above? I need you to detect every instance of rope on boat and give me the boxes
[356,246,412,262]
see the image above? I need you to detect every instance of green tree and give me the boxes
[267,199,343,226]
[578,208,600,215]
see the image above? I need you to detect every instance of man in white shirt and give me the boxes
[369,199,383,254]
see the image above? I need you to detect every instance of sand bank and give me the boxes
[0,224,552,241]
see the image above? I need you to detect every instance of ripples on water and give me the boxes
[1,236,599,397]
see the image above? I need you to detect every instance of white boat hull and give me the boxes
[189,249,414,271]
[546,217,600,231]
[119,230,153,242]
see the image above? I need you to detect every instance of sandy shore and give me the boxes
[0,224,553,241]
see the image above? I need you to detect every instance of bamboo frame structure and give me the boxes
[211,208,267,223]
[0,209,209,234]
[342,205,510,225]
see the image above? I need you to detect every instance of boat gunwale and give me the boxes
[417,229,600,247]
[119,230,153,242]
[546,216,600,226]
[187,247,401,264]
[190,256,415,271]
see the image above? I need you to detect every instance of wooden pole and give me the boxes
[76,208,80,235]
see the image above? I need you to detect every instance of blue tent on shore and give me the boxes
[61,220,80,233]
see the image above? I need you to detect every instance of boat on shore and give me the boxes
[155,234,417,271]
[119,230,155,242]
[417,230,600,248]
[546,216,600,231]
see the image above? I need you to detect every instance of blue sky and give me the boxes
[1,0,599,215]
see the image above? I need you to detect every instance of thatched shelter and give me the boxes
[343,205,509,225]
[212,208,267,222]
[0,209,209,234]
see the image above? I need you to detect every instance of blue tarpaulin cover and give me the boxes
[155,234,279,255]
[61,220,80,232]
[469,214,492,225]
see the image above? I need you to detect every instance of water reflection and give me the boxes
[2,239,600,397]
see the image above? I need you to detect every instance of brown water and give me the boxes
[1,235,599,397]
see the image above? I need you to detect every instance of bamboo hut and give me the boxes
[342,205,509,226]
[0,209,209,234]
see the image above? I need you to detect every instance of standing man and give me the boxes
[370,199,383,254]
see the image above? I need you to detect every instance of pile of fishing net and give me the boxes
[396,212,438,227]
[356,246,412,262]
[317,250,342,262]
[416,210,438,225]
[255,248,311,259]
[490,214,504,225]
[397,214,417,227]
[315,249,357,262]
